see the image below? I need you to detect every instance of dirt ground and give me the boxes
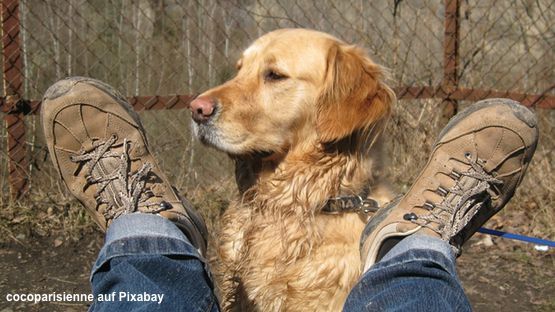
[0,231,552,312]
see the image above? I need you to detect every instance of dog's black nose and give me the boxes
[189,96,216,123]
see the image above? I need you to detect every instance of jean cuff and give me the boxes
[91,213,201,281]
[104,213,191,245]
[381,234,455,263]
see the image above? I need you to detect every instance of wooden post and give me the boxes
[442,0,460,119]
[1,0,28,199]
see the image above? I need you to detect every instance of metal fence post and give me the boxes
[1,0,28,200]
[442,0,460,119]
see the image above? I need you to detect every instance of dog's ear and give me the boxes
[317,44,394,142]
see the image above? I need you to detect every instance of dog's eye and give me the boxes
[264,70,287,82]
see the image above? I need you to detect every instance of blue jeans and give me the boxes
[343,235,471,311]
[89,214,471,311]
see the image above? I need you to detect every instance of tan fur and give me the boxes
[193,29,395,311]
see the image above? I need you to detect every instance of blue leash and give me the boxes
[478,227,555,248]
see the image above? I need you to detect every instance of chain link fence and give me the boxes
[16,0,555,97]
[1,0,554,237]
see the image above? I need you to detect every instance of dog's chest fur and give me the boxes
[217,153,371,311]
[220,208,365,311]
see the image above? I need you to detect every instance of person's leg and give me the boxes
[41,77,218,311]
[345,99,538,311]
[344,235,470,312]
[90,214,217,311]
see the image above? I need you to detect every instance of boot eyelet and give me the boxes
[160,201,172,210]
[423,202,435,210]
[436,186,448,196]
[403,213,418,221]
[464,152,471,158]
[449,170,461,179]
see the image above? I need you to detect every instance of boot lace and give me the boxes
[70,134,170,220]
[406,154,503,240]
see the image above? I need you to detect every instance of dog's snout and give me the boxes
[189,96,216,123]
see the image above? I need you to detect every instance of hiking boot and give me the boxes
[41,77,208,257]
[360,98,538,271]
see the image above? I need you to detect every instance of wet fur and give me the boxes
[193,29,395,311]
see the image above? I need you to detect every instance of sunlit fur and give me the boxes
[193,29,395,311]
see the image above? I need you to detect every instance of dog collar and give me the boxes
[321,195,380,215]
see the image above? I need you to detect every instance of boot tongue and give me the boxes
[129,143,148,158]
[438,175,481,237]
[76,137,168,219]
[430,157,500,242]
[92,140,132,216]
[92,154,125,209]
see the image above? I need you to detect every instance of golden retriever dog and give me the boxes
[189,28,395,311]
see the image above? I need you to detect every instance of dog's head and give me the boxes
[190,29,394,158]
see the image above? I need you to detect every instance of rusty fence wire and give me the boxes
[1,0,554,228]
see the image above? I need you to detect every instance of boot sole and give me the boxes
[41,76,147,142]
[436,98,537,144]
